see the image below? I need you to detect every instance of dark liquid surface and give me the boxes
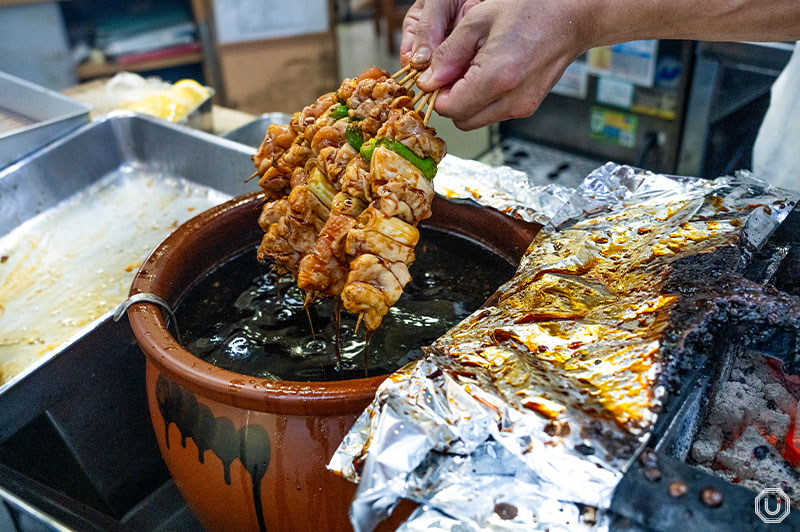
[175,227,516,381]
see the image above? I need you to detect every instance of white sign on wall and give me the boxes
[213,0,329,44]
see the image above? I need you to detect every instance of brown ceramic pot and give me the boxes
[128,191,539,532]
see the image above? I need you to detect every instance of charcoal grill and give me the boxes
[607,205,800,531]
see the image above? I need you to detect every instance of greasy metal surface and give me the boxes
[0,71,90,170]
[222,112,293,147]
[0,113,256,442]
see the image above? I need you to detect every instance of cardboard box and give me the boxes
[216,31,339,115]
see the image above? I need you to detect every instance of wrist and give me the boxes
[566,0,608,55]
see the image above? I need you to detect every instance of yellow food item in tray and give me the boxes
[118,93,190,122]
[108,73,211,122]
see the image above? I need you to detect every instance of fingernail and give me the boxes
[418,69,433,85]
[412,46,431,64]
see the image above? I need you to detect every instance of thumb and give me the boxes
[410,0,457,69]
[417,15,486,91]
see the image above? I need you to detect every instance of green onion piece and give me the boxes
[359,138,378,161]
[329,104,348,120]
[332,192,367,217]
[359,208,420,245]
[307,167,335,209]
[345,124,364,151]
[380,138,438,180]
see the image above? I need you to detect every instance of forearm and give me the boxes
[586,0,800,48]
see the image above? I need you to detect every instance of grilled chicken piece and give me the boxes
[252,123,295,178]
[340,207,419,329]
[377,107,447,164]
[341,254,413,331]
[340,155,372,202]
[369,146,434,224]
[257,179,330,275]
[317,143,359,186]
[252,91,339,198]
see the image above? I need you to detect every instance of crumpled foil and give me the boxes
[434,155,574,226]
[330,161,799,532]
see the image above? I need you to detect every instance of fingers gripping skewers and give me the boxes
[252,65,446,354]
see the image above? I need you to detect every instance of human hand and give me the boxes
[400,0,481,69]
[402,0,593,130]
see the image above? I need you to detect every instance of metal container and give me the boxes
[222,112,292,147]
[178,88,215,132]
[0,71,91,170]
[0,112,257,443]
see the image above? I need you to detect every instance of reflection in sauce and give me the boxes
[176,227,516,381]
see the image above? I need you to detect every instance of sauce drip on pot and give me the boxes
[176,227,515,381]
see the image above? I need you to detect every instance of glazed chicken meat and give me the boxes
[252,66,446,332]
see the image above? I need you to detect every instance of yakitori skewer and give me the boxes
[391,66,438,126]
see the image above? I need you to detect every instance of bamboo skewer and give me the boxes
[410,89,427,107]
[392,65,439,125]
[245,170,259,182]
[391,64,412,79]
[423,88,440,126]
[397,70,418,86]
[414,91,432,113]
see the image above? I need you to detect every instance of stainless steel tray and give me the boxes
[0,71,91,170]
[222,112,292,147]
[179,88,215,133]
[0,112,257,442]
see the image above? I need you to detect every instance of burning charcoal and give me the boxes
[691,425,723,464]
[762,382,796,415]
[753,409,790,442]
[706,382,755,427]
[730,362,767,394]
[716,426,800,501]
[695,464,736,483]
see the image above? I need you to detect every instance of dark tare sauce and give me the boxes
[175,227,516,381]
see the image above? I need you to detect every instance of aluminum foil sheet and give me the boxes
[330,161,799,532]
[434,155,574,226]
